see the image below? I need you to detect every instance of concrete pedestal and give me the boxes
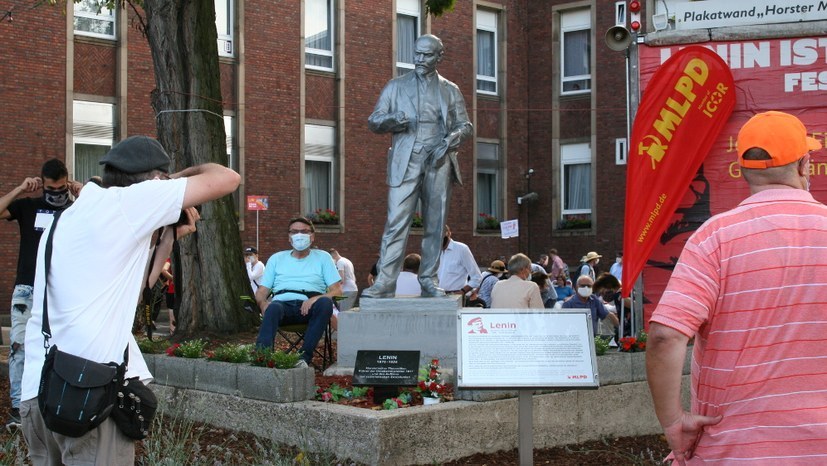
[336,295,461,371]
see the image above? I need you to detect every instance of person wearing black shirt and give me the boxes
[0,159,80,428]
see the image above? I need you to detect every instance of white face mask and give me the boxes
[577,286,592,298]
[290,233,312,251]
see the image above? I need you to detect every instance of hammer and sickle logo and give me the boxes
[638,135,668,169]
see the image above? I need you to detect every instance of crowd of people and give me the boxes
[243,221,628,360]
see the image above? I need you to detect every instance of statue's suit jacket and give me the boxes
[368,71,473,187]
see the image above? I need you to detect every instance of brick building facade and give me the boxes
[0,0,636,307]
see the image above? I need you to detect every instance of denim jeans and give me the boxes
[9,284,33,409]
[255,298,333,363]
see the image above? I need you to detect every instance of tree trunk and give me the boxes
[143,0,257,334]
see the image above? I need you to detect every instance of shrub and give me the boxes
[250,347,303,369]
[137,337,171,354]
[594,336,610,356]
[167,339,207,358]
[477,213,500,230]
[208,343,253,363]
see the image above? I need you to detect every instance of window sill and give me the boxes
[306,68,336,77]
[559,92,591,102]
[553,227,594,237]
[74,35,117,47]
[474,229,501,236]
[476,94,501,103]
[314,224,342,234]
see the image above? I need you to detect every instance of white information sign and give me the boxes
[500,219,518,238]
[676,0,827,31]
[457,309,599,389]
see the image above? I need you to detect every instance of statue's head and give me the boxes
[414,34,444,77]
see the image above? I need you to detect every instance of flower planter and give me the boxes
[422,397,441,406]
[237,364,315,403]
[153,355,196,389]
[194,360,239,396]
[143,354,315,402]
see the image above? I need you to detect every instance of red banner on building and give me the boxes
[622,46,735,298]
[637,37,827,323]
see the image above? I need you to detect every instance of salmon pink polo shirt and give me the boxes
[651,188,827,464]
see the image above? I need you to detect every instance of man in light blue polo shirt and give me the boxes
[254,216,342,367]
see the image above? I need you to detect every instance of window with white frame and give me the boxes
[73,101,114,182]
[396,0,420,76]
[476,142,501,227]
[560,9,591,95]
[215,0,234,57]
[304,124,337,219]
[306,0,334,71]
[476,10,498,95]
[223,115,236,172]
[560,143,591,217]
[74,0,116,39]
[223,114,241,214]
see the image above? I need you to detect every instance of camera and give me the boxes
[174,205,201,226]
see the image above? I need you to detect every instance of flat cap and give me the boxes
[99,136,170,174]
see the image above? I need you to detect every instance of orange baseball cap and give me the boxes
[737,111,822,169]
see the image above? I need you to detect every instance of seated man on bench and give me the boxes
[254,216,342,367]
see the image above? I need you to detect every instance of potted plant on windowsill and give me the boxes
[309,208,339,226]
[411,212,423,229]
[557,214,591,230]
[477,213,500,231]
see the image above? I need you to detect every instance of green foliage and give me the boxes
[1,427,27,465]
[251,347,303,369]
[140,402,295,465]
[594,336,610,356]
[314,383,370,402]
[177,339,207,358]
[637,331,648,344]
[411,212,423,228]
[137,337,171,354]
[308,208,339,225]
[477,213,500,230]
[558,213,592,230]
[208,343,253,363]
[425,0,456,17]
[382,391,413,410]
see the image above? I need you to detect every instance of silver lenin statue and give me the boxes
[362,34,473,299]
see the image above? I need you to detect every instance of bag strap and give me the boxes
[172,226,181,313]
[40,210,129,367]
[142,227,165,340]
[40,210,62,345]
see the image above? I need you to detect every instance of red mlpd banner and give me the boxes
[622,46,735,298]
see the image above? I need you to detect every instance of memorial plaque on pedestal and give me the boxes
[352,350,420,386]
[353,350,420,403]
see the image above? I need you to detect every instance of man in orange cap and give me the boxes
[647,111,827,463]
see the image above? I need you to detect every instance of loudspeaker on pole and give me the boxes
[605,26,632,52]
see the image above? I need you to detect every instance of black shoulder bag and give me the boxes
[37,212,158,440]
[37,211,124,437]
